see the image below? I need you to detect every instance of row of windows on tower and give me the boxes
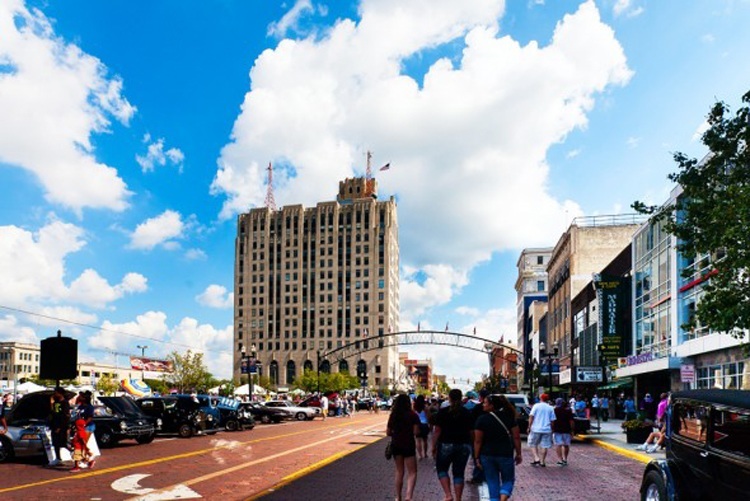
[238,205,388,234]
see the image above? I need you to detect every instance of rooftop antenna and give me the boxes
[365,150,373,181]
[264,162,277,211]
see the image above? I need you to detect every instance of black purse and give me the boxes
[385,440,393,460]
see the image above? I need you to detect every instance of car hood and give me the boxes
[99,396,149,418]
[7,390,75,425]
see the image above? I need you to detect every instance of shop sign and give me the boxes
[627,352,653,366]
[576,366,603,383]
[559,368,572,385]
[681,364,695,383]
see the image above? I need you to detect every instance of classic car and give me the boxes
[179,395,254,431]
[136,395,217,438]
[262,400,317,421]
[93,396,159,447]
[0,389,75,463]
[640,389,750,500]
[240,402,286,424]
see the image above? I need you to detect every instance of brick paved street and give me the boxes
[259,435,645,501]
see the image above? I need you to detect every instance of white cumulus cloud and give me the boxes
[136,134,185,173]
[213,0,631,316]
[0,0,135,213]
[129,210,185,250]
[196,285,234,309]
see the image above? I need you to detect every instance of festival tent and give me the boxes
[16,381,45,394]
[121,379,152,398]
[233,384,271,396]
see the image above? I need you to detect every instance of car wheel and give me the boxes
[260,415,271,424]
[0,437,14,463]
[642,471,667,501]
[225,420,239,432]
[97,429,115,448]
[136,433,155,444]
[178,423,193,438]
[295,412,307,421]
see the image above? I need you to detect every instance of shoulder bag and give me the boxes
[385,439,393,460]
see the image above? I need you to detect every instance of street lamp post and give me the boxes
[316,350,321,395]
[136,345,148,381]
[1,346,16,404]
[539,342,559,396]
[597,343,608,434]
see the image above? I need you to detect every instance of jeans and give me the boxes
[480,454,515,501]
[436,442,471,483]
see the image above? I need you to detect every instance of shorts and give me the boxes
[527,432,553,449]
[391,444,417,458]
[553,433,572,446]
[417,423,430,438]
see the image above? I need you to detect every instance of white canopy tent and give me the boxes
[16,381,46,394]
[233,384,271,396]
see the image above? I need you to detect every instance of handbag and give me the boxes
[385,440,393,460]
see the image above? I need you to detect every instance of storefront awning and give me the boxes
[598,377,634,390]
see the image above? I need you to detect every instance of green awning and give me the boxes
[598,377,634,390]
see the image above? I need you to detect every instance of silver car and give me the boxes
[0,424,46,462]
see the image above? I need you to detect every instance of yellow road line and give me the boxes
[0,416,386,494]
[131,421,385,501]
[591,439,653,463]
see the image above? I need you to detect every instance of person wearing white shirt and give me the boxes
[320,394,329,420]
[527,393,556,467]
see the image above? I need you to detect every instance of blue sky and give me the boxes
[1,0,749,384]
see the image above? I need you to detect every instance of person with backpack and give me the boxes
[432,389,474,501]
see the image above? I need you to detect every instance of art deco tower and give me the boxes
[233,176,400,389]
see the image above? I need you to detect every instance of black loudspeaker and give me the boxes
[39,331,78,381]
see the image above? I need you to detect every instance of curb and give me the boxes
[588,438,652,464]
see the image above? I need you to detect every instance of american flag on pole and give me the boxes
[379,163,390,171]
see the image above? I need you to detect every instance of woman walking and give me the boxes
[552,398,574,466]
[473,395,522,501]
[413,395,430,459]
[387,394,420,501]
[432,389,474,501]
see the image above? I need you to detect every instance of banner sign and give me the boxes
[681,364,696,383]
[627,352,654,366]
[240,357,259,374]
[576,366,604,383]
[594,274,627,359]
[130,356,173,373]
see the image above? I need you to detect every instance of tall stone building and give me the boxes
[546,215,643,373]
[515,248,553,387]
[233,176,400,389]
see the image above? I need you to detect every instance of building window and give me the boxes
[537,255,544,265]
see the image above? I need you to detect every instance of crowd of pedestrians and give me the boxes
[387,389,523,501]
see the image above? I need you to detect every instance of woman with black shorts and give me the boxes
[387,394,421,501]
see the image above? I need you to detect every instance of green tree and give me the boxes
[144,378,170,395]
[633,90,750,341]
[164,350,213,393]
[95,374,121,395]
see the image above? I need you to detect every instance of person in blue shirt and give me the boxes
[623,395,637,420]
[574,396,587,418]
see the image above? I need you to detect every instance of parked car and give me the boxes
[94,396,159,447]
[177,395,253,432]
[298,392,342,415]
[240,402,286,424]
[262,400,317,421]
[640,389,750,501]
[0,389,75,463]
[136,395,217,438]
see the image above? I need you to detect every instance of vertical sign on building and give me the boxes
[594,274,626,367]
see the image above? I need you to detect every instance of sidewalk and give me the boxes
[578,418,665,463]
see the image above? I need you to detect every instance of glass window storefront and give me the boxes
[696,361,749,390]
[633,220,671,358]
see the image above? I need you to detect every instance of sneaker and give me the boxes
[635,444,647,451]
[646,445,658,453]
[556,460,566,466]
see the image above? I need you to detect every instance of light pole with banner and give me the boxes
[539,342,559,395]
[241,344,258,401]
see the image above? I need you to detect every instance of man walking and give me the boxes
[320,393,329,420]
[48,387,70,467]
[527,393,556,467]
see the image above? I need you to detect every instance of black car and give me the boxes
[93,396,158,448]
[185,395,255,431]
[240,402,285,424]
[640,389,750,500]
[136,396,217,438]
